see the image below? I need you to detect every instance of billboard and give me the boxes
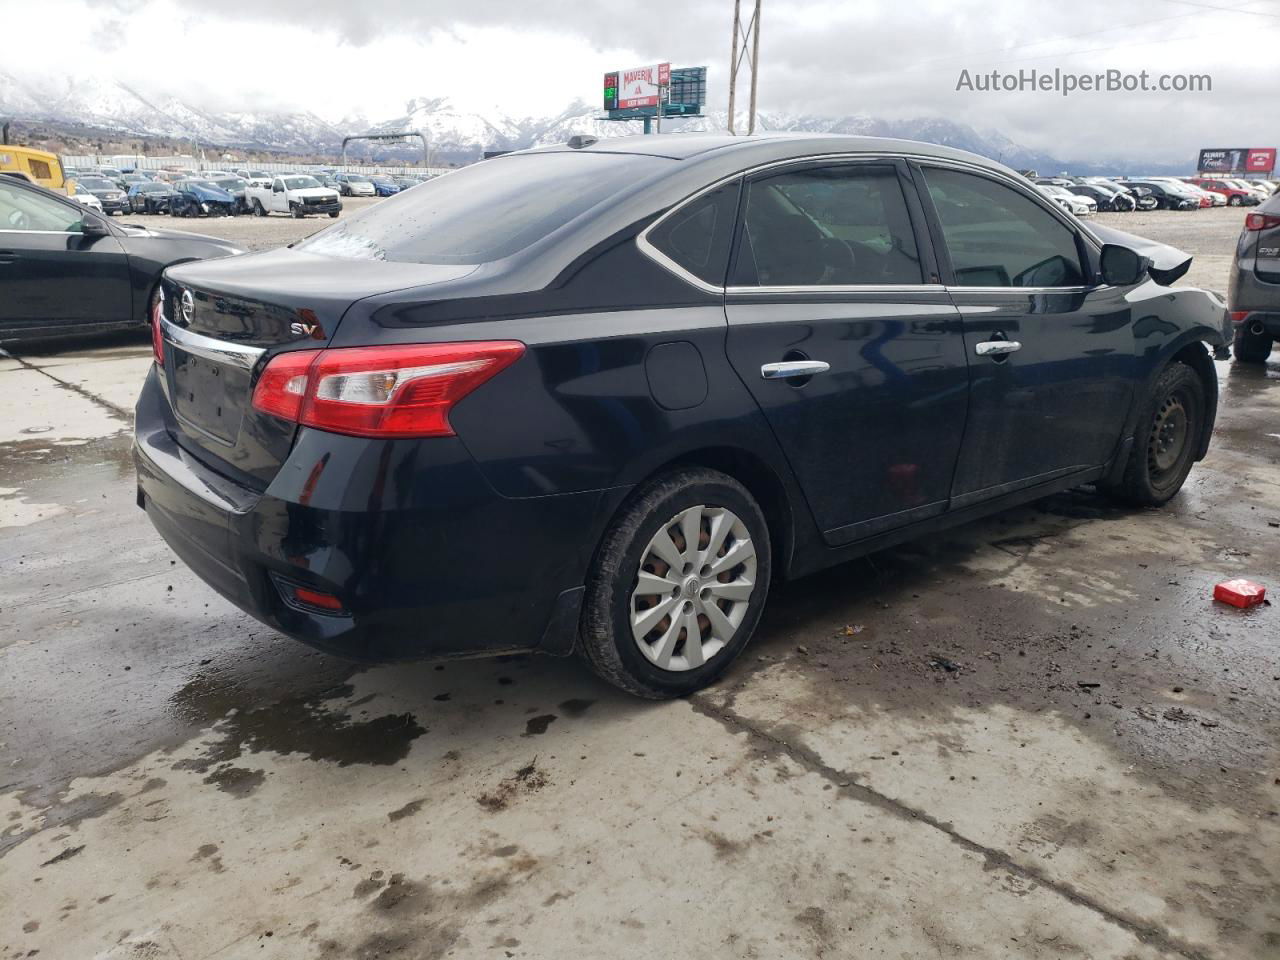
[1245,148,1277,174]
[611,63,671,110]
[1197,147,1276,175]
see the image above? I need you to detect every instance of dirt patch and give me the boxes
[476,760,549,812]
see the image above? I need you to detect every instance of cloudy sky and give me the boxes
[8,0,1279,161]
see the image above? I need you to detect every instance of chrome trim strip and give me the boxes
[728,283,947,295]
[945,285,1089,295]
[0,228,82,235]
[160,316,266,370]
[635,229,724,295]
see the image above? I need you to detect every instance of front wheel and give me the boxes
[291,204,305,219]
[1100,363,1205,507]
[579,468,771,699]
[1228,195,1242,206]
[1233,324,1273,364]
[328,211,339,218]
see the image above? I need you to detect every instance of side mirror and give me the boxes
[80,215,110,238]
[1099,244,1150,286]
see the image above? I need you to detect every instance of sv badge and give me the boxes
[290,321,323,338]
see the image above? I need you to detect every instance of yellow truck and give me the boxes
[0,145,73,194]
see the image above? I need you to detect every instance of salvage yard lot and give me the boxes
[1,209,1277,958]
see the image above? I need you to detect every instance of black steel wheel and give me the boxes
[1101,362,1205,506]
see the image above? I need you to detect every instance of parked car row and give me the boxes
[1025,172,1279,215]
[61,165,436,217]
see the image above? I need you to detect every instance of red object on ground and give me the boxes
[1213,579,1267,608]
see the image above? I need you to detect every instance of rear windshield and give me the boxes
[299,152,669,264]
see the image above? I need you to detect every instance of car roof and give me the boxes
[527,132,1012,173]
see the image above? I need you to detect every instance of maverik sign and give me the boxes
[615,63,671,110]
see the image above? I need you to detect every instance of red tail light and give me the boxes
[252,349,320,421]
[251,342,525,438]
[1245,212,1280,231]
[150,287,165,365]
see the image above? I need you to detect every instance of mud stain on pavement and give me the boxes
[476,759,549,812]
[523,714,557,736]
[168,673,426,776]
[387,798,426,822]
[322,869,525,960]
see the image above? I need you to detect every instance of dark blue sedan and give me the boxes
[136,134,1229,699]
[170,179,237,217]
[369,175,401,197]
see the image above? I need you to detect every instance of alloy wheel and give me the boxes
[629,504,757,672]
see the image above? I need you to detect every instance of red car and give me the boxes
[1186,177,1260,206]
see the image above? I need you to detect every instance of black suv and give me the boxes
[135,135,1228,698]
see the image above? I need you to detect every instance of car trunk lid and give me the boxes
[159,248,476,487]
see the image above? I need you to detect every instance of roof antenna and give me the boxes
[567,135,598,150]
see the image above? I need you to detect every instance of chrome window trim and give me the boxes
[944,285,1090,295]
[727,283,948,295]
[160,315,266,370]
[637,149,1098,296]
[0,228,84,236]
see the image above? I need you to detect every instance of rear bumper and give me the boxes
[1232,311,1280,336]
[133,367,613,661]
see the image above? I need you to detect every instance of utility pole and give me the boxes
[727,0,762,135]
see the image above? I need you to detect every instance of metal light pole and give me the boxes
[727,0,762,135]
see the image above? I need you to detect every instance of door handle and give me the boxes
[975,340,1022,357]
[761,360,831,380]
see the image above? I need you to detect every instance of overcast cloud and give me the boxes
[8,0,1279,162]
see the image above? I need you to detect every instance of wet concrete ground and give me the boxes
[1,216,1279,958]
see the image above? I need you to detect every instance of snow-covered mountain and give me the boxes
[0,73,1173,174]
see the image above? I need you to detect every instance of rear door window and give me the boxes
[922,167,1086,288]
[731,164,924,286]
[299,152,672,264]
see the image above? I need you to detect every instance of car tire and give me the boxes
[1228,195,1242,206]
[1101,362,1205,507]
[578,467,772,699]
[291,204,304,219]
[252,199,266,217]
[1232,325,1273,364]
[328,211,339,218]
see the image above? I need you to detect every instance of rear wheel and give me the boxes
[1101,363,1205,506]
[252,199,266,217]
[1233,324,1273,364]
[328,211,339,218]
[579,468,772,699]
[1228,195,1242,206]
